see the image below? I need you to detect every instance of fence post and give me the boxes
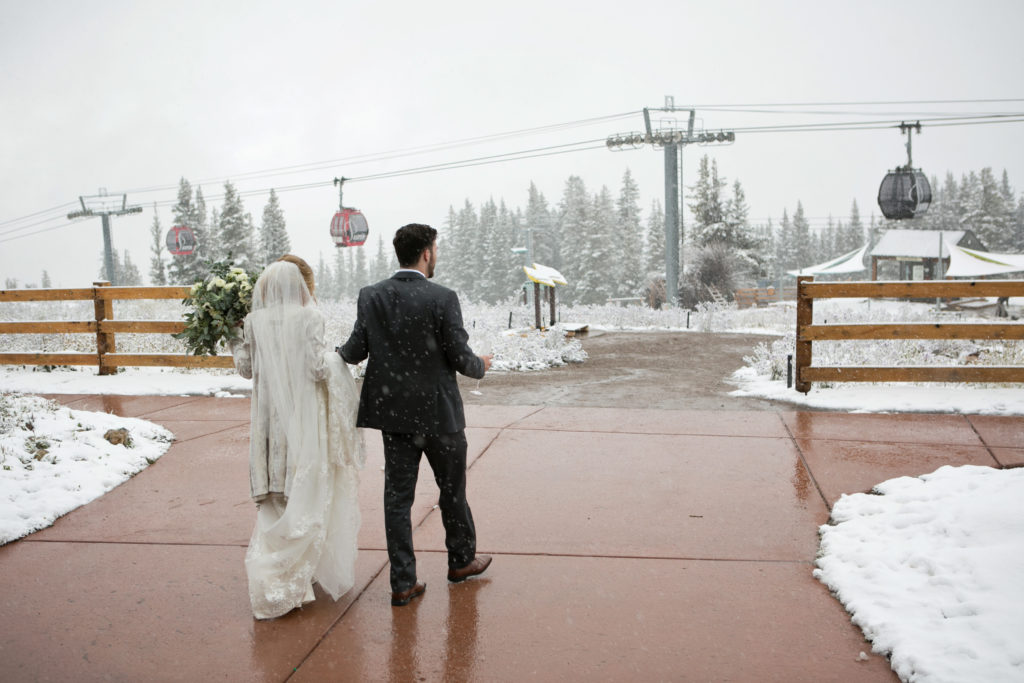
[534,282,542,329]
[794,275,813,393]
[92,281,115,375]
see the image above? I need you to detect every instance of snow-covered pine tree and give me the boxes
[315,252,334,301]
[757,218,777,282]
[246,214,258,266]
[168,178,195,284]
[525,182,555,267]
[687,155,728,248]
[1015,196,1024,252]
[438,206,460,290]
[645,198,665,275]
[724,180,751,246]
[208,206,220,258]
[120,250,142,286]
[371,234,390,283]
[724,179,764,282]
[353,245,368,290]
[259,189,290,265]
[998,170,1019,251]
[218,181,255,269]
[491,200,519,303]
[41,270,52,288]
[828,217,843,256]
[845,200,865,251]
[148,203,167,285]
[192,186,213,267]
[573,186,615,305]
[775,209,795,274]
[557,176,590,303]
[452,200,479,296]
[970,168,1010,250]
[791,202,812,272]
[332,247,347,299]
[868,213,880,255]
[615,168,645,297]
[927,173,959,234]
[475,198,499,302]
[512,206,527,294]
[816,216,836,263]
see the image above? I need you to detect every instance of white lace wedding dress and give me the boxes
[232,261,364,620]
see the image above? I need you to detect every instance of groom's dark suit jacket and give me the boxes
[339,271,485,435]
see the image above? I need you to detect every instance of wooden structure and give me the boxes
[523,264,566,330]
[794,276,1024,393]
[734,286,798,309]
[0,282,234,375]
[870,229,985,281]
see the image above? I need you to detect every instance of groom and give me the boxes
[339,223,493,606]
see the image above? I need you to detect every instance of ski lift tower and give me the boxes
[67,189,142,285]
[606,97,735,305]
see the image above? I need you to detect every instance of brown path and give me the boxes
[3,395,1021,681]
[459,330,789,410]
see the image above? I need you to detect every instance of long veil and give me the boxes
[243,262,364,618]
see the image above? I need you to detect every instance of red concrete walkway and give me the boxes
[2,396,1021,682]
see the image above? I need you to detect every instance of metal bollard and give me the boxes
[787,354,793,389]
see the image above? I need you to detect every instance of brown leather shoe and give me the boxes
[391,581,426,606]
[447,555,492,583]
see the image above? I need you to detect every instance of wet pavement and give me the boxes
[2,396,1020,682]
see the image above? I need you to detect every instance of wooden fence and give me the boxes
[0,281,234,375]
[794,276,1024,393]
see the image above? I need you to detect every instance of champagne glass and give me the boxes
[472,337,492,395]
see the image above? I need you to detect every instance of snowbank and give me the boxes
[815,466,1024,683]
[0,394,173,544]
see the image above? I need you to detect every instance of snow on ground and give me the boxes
[0,394,173,544]
[815,466,1024,683]
[728,366,1024,416]
[0,366,253,398]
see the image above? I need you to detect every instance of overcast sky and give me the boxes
[2,0,1022,287]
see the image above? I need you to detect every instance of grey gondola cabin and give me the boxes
[877,121,932,220]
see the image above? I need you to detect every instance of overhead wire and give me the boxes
[677,97,1024,108]
[122,111,641,195]
[3,107,1023,245]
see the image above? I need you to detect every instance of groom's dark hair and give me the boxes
[393,223,437,267]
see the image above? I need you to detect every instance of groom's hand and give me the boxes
[479,354,492,372]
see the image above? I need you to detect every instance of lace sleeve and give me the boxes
[305,309,329,382]
[229,322,253,379]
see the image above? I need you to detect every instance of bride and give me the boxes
[230,255,364,619]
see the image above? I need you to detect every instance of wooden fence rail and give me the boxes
[794,276,1024,393]
[0,281,234,374]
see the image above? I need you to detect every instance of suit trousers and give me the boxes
[381,431,477,592]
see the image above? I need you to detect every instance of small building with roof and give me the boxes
[869,229,986,280]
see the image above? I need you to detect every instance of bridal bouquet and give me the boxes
[175,260,261,355]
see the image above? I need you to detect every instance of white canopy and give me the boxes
[943,237,1024,277]
[787,244,868,277]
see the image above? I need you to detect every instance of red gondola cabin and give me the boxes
[330,208,369,247]
[165,225,196,256]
